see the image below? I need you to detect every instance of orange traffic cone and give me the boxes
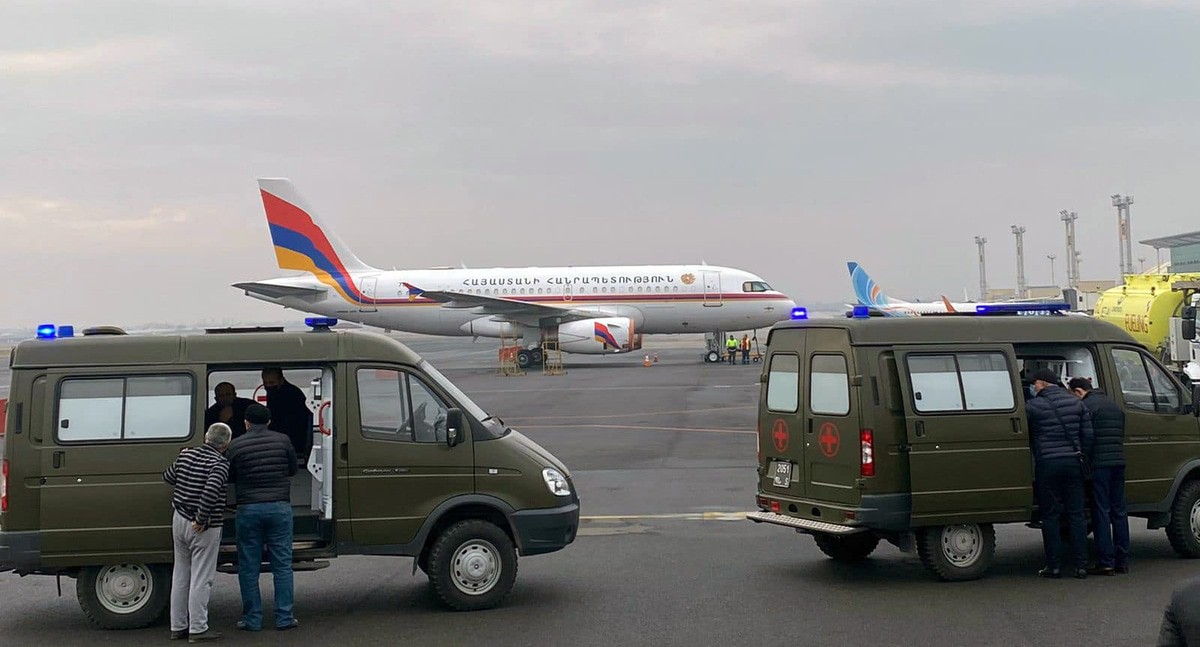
[643,354,651,367]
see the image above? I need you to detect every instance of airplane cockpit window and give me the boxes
[742,281,772,292]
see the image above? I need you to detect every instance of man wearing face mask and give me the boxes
[260,368,312,467]
[204,382,256,440]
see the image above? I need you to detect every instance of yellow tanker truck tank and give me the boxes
[1093,273,1200,356]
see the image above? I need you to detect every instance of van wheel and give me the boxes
[76,563,170,629]
[916,524,996,582]
[1167,480,1200,558]
[813,532,880,561]
[427,520,518,611]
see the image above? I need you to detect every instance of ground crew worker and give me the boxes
[741,334,751,365]
[163,423,232,642]
[726,335,738,365]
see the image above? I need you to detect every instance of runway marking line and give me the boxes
[581,512,754,522]
[505,405,754,422]
[517,423,755,435]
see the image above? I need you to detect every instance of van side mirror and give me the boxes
[446,408,464,447]
[1185,306,1198,341]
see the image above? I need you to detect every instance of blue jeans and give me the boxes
[1036,458,1088,571]
[236,501,294,629]
[1091,466,1130,569]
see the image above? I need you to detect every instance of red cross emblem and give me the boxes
[771,419,789,452]
[818,423,840,458]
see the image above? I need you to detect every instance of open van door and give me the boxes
[307,371,335,520]
[893,345,1032,526]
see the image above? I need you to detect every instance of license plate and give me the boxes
[770,460,792,488]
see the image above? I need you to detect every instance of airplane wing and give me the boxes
[234,282,326,300]
[404,283,610,323]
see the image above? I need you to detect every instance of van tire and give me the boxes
[916,523,996,582]
[1167,479,1200,558]
[427,520,518,611]
[813,532,880,561]
[76,563,170,629]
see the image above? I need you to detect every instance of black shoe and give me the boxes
[171,630,188,640]
[1115,565,1129,574]
[1038,567,1062,579]
[235,621,261,632]
[1087,565,1116,576]
[276,619,300,631]
[188,630,222,643]
[1073,569,1088,579]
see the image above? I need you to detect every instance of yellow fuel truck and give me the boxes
[1093,273,1200,381]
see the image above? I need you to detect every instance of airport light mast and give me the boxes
[974,236,988,301]
[1059,210,1079,289]
[1112,194,1134,279]
[1012,225,1028,299]
[1048,254,1057,287]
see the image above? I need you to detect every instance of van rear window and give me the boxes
[810,355,850,416]
[57,375,193,443]
[766,354,799,413]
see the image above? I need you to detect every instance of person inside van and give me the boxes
[260,368,312,467]
[1026,368,1094,580]
[204,382,255,440]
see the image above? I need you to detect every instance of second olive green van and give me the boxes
[0,322,579,628]
[749,311,1200,581]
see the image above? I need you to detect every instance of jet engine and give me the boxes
[557,317,642,354]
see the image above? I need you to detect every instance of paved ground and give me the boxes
[1,337,1198,646]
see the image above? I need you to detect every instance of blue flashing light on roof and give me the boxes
[975,303,1071,315]
[790,307,808,320]
[36,324,56,339]
[305,317,338,329]
[58,325,75,338]
[852,305,871,319]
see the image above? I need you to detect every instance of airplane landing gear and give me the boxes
[703,331,728,363]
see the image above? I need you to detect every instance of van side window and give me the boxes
[57,375,193,442]
[1112,348,1181,412]
[907,352,1013,413]
[357,368,449,443]
[810,354,849,416]
[766,354,799,413]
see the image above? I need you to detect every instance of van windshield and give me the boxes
[419,360,494,425]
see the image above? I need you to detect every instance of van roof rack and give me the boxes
[82,326,127,336]
[204,326,286,334]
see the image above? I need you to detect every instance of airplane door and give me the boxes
[564,283,574,302]
[358,276,379,313]
[702,271,722,307]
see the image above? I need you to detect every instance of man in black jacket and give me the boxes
[226,403,299,632]
[261,368,312,467]
[1026,369,1094,579]
[1070,377,1130,575]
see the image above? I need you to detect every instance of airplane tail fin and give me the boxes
[940,295,958,313]
[847,261,894,307]
[257,179,375,280]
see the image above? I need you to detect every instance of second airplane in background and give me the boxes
[235,179,796,366]
[848,261,1057,316]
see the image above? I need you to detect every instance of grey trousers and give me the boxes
[171,512,222,634]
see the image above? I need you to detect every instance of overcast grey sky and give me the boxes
[2,0,1198,329]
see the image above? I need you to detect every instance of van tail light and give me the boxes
[860,429,875,477]
[1,459,8,513]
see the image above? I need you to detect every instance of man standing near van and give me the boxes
[1069,377,1130,575]
[163,422,231,642]
[1026,369,1094,579]
[226,403,299,632]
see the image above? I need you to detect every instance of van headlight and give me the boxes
[542,468,571,496]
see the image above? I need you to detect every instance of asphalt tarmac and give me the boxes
[1,337,1198,646]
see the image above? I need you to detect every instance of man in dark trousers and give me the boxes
[226,404,299,632]
[204,382,255,440]
[260,368,312,467]
[1026,369,1094,579]
[1069,377,1130,575]
[1159,576,1200,645]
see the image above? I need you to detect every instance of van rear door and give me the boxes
[894,346,1032,526]
[802,328,861,507]
[760,331,806,499]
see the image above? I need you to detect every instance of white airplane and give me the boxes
[234,179,797,366]
[848,261,1069,316]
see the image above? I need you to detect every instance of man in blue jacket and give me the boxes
[1026,369,1094,579]
[1070,377,1130,575]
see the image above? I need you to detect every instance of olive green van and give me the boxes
[0,322,578,628]
[748,312,1200,581]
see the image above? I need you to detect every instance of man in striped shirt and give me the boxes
[163,422,232,642]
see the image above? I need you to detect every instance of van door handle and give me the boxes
[52,450,65,469]
[1011,418,1022,434]
[339,443,348,461]
[915,421,926,438]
